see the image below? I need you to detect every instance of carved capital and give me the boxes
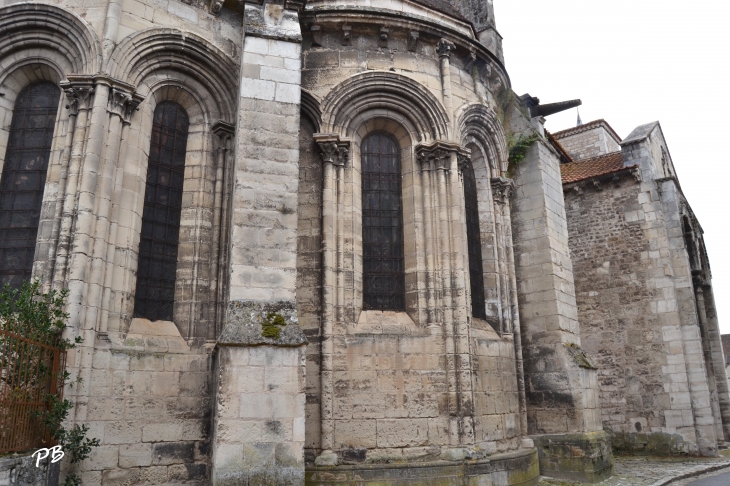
[314,133,349,167]
[457,153,471,173]
[436,38,456,58]
[490,177,514,204]
[416,141,468,173]
[108,86,144,123]
[60,76,95,116]
[213,120,235,149]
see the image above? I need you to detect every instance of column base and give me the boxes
[531,431,613,483]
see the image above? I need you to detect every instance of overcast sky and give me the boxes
[496,1,730,333]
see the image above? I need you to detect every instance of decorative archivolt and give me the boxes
[456,103,508,175]
[320,71,451,142]
[107,29,238,122]
[301,90,322,133]
[0,3,101,75]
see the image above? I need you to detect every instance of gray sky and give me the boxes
[496,1,730,333]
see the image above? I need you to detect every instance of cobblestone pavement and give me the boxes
[539,453,730,486]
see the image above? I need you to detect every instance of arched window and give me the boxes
[134,101,189,321]
[362,133,405,310]
[462,158,486,319]
[0,81,60,289]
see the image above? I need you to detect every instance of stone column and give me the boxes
[490,176,528,435]
[311,134,349,454]
[210,2,307,483]
[53,77,94,291]
[511,139,612,483]
[436,39,455,117]
[416,142,475,446]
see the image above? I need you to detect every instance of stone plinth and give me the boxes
[531,431,613,483]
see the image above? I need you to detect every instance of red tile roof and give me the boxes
[560,151,631,184]
[552,119,622,145]
[546,131,574,164]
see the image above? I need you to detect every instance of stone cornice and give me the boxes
[299,8,510,90]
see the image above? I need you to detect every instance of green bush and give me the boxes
[0,281,99,486]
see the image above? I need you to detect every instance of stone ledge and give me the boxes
[305,448,539,485]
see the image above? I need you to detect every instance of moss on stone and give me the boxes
[261,312,287,339]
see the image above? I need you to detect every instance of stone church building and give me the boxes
[0,0,726,483]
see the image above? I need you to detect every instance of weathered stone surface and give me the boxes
[219,300,307,347]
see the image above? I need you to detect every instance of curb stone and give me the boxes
[650,461,730,486]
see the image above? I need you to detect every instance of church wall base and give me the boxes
[531,431,613,484]
[609,431,699,456]
[305,448,539,486]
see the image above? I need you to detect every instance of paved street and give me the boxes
[678,469,730,486]
[539,454,730,486]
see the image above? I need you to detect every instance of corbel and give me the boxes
[592,180,602,191]
[311,24,322,47]
[378,27,389,48]
[407,31,419,52]
[464,49,477,72]
[210,0,224,15]
[285,0,304,10]
[631,167,642,182]
[342,25,352,46]
[571,184,583,196]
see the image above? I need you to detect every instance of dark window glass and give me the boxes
[134,101,189,321]
[0,82,60,289]
[463,158,486,319]
[362,133,405,310]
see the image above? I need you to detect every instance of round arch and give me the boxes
[321,71,451,143]
[0,3,101,76]
[456,103,508,176]
[108,29,238,123]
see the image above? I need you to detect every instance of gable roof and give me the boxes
[552,119,622,145]
[560,151,631,184]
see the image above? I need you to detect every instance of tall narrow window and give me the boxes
[463,158,486,319]
[362,133,405,310]
[0,82,60,289]
[134,101,189,321]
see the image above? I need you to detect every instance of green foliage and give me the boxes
[41,395,101,481]
[261,312,287,339]
[507,133,539,177]
[0,281,99,486]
